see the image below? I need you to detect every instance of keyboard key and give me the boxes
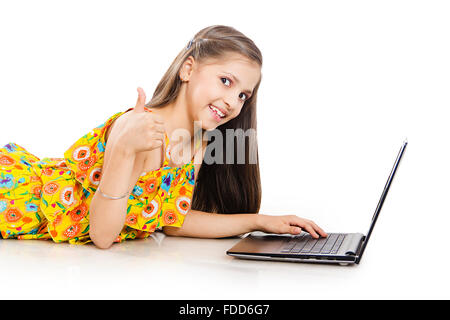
[330,234,346,254]
[290,234,309,253]
[310,238,328,253]
[320,233,339,254]
[280,238,297,252]
[300,238,317,253]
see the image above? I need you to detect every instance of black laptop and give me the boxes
[227,140,408,265]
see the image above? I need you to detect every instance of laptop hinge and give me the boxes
[355,235,367,264]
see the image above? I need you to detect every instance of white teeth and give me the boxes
[209,105,225,118]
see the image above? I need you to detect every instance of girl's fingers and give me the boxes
[310,221,328,237]
[152,132,165,141]
[290,226,302,234]
[153,115,165,124]
[302,224,320,239]
[155,123,166,133]
[292,216,326,238]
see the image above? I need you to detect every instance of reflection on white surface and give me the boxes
[0,228,449,299]
[0,232,258,299]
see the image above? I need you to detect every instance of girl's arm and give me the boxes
[162,210,258,238]
[89,144,136,249]
[162,210,327,239]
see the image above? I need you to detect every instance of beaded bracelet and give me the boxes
[97,185,129,200]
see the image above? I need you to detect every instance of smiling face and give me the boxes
[180,52,261,131]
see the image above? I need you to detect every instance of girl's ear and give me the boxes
[180,56,196,80]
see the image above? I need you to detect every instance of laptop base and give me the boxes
[226,232,365,265]
[227,253,356,265]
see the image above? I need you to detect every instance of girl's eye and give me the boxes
[221,77,231,86]
[221,77,248,102]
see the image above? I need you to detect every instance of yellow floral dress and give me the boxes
[0,106,196,244]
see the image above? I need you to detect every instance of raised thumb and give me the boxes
[134,87,146,112]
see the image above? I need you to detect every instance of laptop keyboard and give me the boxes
[280,233,346,254]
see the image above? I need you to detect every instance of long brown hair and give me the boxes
[146,25,263,214]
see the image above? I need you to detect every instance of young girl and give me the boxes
[0,25,327,249]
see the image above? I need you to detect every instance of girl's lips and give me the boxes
[209,105,223,122]
[210,104,227,117]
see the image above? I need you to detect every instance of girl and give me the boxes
[0,25,327,249]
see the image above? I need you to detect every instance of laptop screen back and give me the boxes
[356,140,408,263]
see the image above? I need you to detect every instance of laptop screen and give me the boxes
[356,140,408,263]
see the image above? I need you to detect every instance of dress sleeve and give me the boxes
[63,108,132,193]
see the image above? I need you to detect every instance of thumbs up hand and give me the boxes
[113,87,167,156]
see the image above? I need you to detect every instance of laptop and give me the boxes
[227,139,408,265]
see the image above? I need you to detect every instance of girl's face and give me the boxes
[180,53,261,131]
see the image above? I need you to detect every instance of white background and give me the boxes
[0,0,449,299]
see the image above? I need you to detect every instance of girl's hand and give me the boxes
[112,87,166,155]
[256,214,328,238]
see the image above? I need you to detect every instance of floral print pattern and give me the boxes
[0,106,196,244]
